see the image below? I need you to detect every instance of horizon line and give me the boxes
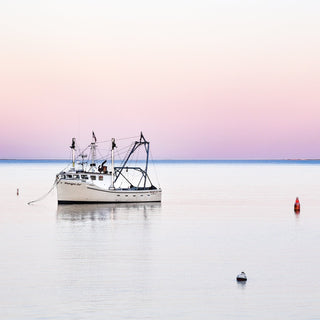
[1,158,320,161]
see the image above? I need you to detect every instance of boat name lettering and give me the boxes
[64,182,81,186]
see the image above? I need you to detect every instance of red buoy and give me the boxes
[294,197,300,213]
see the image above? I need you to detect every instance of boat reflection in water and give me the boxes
[56,202,161,222]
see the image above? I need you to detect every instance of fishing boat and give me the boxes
[56,132,162,204]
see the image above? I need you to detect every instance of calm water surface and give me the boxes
[1,160,320,319]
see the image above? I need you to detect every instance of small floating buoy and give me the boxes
[236,272,247,282]
[17,188,19,196]
[294,197,300,213]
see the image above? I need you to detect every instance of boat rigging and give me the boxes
[55,132,162,204]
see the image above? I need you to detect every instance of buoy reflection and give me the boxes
[237,281,247,289]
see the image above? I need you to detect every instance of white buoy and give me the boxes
[236,272,247,282]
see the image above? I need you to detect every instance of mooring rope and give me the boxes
[27,176,61,205]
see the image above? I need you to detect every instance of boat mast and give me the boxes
[111,138,116,188]
[91,143,96,165]
[70,138,76,168]
[90,131,97,171]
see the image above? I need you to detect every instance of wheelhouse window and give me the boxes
[99,176,103,181]
[81,175,88,179]
[90,175,96,180]
[74,175,80,179]
[67,175,73,179]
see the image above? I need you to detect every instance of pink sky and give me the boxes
[0,1,320,159]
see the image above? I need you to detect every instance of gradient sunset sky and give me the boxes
[0,0,319,159]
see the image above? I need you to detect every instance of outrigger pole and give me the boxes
[111,138,116,189]
[113,132,150,188]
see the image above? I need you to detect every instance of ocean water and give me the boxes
[1,160,320,319]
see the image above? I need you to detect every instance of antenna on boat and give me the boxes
[111,138,117,189]
[70,138,76,168]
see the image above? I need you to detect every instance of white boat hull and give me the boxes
[57,179,162,203]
